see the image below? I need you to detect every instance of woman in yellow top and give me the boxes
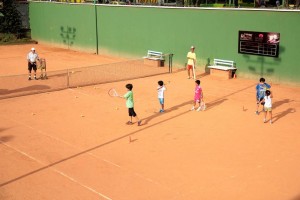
[186,46,196,79]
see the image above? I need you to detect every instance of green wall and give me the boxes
[30,2,96,52]
[29,3,300,84]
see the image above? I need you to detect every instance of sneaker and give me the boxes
[255,111,259,115]
[159,109,164,113]
[202,105,206,111]
[187,77,191,79]
[126,121,133,125]
[137,120,142,126]
[196,107,201,112]
[28,77,31,80]
[34,76,38,80]
[190,106,195,111]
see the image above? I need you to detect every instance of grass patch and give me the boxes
[0,32,37,45]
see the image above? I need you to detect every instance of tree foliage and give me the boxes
[0,0,22,33]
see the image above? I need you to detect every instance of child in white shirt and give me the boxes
[260,90,273,124]
[157,80,166,113]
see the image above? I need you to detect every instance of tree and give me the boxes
[0,0,22,33]
[295,0,299,8]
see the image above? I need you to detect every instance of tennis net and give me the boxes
[0,58,171,99]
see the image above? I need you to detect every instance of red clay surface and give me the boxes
[1,44,300,200]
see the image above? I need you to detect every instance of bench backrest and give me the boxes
[147,50,163,59]
[213,59,234,67]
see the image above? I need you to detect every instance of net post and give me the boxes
[168,53,173,73]
[67,69,70,88]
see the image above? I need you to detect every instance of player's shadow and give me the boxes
[196,72,209,79]
[0,85,51,95]
[204,58,211,74]
[195,58,211,78]
[290,194,300,200]
[142,100,193,125]
[272,108,296,123]
[273,98,294,109]
[205,98,228,111]
[0,83,260,187]
[0,135,14,143]
[142,98,228,125]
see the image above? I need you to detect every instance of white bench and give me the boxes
[208,59,237,79]
[143,50,165,67]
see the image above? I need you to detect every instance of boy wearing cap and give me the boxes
[186,46,196,79]
[27,47,39,80]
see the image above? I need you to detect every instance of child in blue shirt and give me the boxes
[255,77,271,115]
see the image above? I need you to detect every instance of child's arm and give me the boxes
[265,83,271,89]
[157,86,162,90]
[259,98,265,104]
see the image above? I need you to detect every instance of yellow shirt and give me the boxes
[187,52,196,65]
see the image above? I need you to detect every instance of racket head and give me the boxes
[108,88,119,97]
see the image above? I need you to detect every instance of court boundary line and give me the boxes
[0,141,112,200]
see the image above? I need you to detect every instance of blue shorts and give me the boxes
[158,98,164,105]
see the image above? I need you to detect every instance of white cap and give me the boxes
[191,46,195,49]
[31,47,35,51]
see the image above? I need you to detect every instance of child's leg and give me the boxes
[191,101,196,110]
[196,101,201,111]
[159,98,164,112]
[131,108,141,125]
[264,108,267,122]
[269,111,272,123]
[134,116,140,121]
[161,98,165,111]
[127,108,133,124]
[126,116,133,124]
[187,65,192,78]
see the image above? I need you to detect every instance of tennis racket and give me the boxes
[108,88,119,97]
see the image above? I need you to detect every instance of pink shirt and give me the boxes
[194,85,202,101]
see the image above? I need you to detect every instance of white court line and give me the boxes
[0,140,112,200]
[102,159,121,168]
[1,114,166,193]
[3,116,122,168]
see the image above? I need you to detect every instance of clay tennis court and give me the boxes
[1,44,300,200]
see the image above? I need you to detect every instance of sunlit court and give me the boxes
[1,44,300,200]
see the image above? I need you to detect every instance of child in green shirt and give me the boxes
[121,83,142,126]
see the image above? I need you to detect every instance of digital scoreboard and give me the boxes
[238,31,280,58]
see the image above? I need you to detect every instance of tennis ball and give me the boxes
[81,115,85,117]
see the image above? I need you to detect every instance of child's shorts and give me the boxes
[264,107,272,112]
[187,64,193,70]
[128,108,137,117]
[158,98,164,105]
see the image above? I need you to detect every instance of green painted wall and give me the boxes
[29,2,96,52]
[29,3,300,84]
